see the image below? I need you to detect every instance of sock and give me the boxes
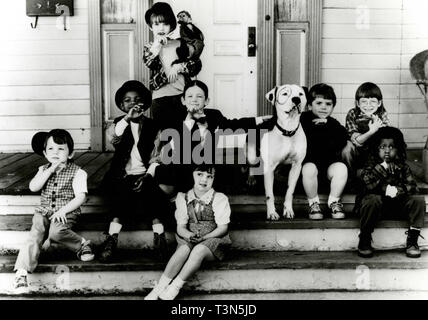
[16,269,27,277]
[156,274,172,290]
[152,223,165,235]
[109,222,122,235]
[171,276,186,289]
[328,195,340,207]
[308,196,320,206]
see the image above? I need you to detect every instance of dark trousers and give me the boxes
[358,194,425,235]
[108,174,174,226]
[151,95,187,131]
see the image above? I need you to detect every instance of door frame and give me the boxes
[88,0,152,151]
[257,0,322,115]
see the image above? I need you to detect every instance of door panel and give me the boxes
[159,0,258,119]
[101,24,136,150]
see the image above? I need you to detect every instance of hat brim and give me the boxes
[31,132,48,156]
[114,80,152,111]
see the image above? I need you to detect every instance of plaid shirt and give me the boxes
[36,162,82,217]
[143,41,202,91]
[360,158,418,196]
[345,107,389,146]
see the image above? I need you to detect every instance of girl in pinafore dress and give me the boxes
[145,164,232,300]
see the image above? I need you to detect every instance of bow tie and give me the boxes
[193,117,207,125]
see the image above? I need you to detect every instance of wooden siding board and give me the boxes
[0,115,90,130]
[0,55,89,71]
[0,100,90,116]
[0,130,90,146]
[322,39,401,54]
[399,99,428,114]
[324,0,402,9]
[322,8,402,24]
[323,24,402,39]
[0,85,90,101]
[322,69,401,84]
[1,40,89,55]
[0,70,89,86]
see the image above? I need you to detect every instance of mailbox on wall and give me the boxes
[26,0,74,16]
[26,0,74,29]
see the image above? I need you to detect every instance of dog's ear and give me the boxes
[265,87,277,105]
[302,86,309,100]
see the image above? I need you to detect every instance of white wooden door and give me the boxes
[160,0,258,119]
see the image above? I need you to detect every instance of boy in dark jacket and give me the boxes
[100,80,173,262]
[301,83,348,220]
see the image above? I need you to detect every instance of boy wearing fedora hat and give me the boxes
[143,2,204,131]
[99,80,174,262]
[13,129,94,292]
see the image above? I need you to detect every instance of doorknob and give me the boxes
[248,26,256,57]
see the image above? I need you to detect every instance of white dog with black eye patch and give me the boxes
[248,84,307,220]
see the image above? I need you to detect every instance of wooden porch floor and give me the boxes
[0,152,113,195]
[0,149,426,196]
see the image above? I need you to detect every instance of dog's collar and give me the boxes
[275,123,300,137]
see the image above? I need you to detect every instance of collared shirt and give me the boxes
[360,159,418,196]
[345,107,390,147]
[175,189,231,226]
[115,118,147,176]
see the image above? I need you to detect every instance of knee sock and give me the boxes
[170,276,186,289]
[156,274,172,291]
[109,222,122,235]
[308,196,320,206]
[328,195,340,207]
[152,223,165,235]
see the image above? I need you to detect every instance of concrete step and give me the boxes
[1,250,427,296]
[1,194,427,253]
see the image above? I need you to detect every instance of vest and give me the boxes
[36,162,81,217]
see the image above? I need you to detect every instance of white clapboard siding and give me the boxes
[0,129,90,146]
[1,25,89,41]
[323,69,401,84]
[0,1,90,152]
[324,0,402,9]
[322,0,428,149]
[400,100,428,114]
[322,54,401,70]
[1,9,88,26]
[0,86,89,101]
[0,55,89,71]
[0,100,90,116]
[0,70,89,86]
[322,8,402,24]
[0,40,89,55]
[323,24,402,39]
[0,115,90,131]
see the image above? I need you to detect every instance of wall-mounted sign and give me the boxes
[26,0,74,17]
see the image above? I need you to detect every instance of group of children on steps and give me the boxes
[12,2,425,299]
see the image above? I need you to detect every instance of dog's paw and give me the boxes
[267,211,280,221]
[283,207,295,219]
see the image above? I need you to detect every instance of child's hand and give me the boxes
[132,175,145,192]
[189,234,203,244]
[50,211,67,224]
[386,185,398,198]
[368,115,383,133]
[312,118,327,125]
[125,105,145,121]
[167,64,183,83]
[47,161,63,174]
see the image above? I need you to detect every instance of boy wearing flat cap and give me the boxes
[100,80,174,262]
[13,129,94,292]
